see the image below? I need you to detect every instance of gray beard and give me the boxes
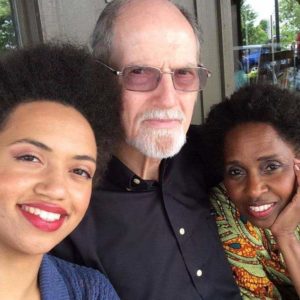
[126,127,186,159]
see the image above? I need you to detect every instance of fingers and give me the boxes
[271,159,300,236]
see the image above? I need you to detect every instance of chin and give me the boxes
[128,129,186,159]
[249,217,275,229]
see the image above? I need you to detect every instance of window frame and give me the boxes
[10,0,43,47]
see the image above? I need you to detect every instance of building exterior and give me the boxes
[7,0,235,123]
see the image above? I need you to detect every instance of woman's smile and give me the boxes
[223,122,296,229]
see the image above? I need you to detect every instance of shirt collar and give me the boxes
[103,156,168,191]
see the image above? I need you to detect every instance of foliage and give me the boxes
[240,0,300,48]
[0,0,17,51]
[279,0,300,31]
[259,20,269,32]
[0,0,10,15]
[241,1,257,44]
[279,0,300,47]
[240,1,269,45]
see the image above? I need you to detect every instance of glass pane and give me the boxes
[232,0,300,92]
[0,0,17,52]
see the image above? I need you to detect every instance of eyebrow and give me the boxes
[257,154,279,161]
[225,160,240,166]
[125,62,198,68]
[10,138,52,151]
[226,155,281,165]
[73,155,96,164]
[10,138,96,164]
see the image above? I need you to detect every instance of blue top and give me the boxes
[39,254,119,300]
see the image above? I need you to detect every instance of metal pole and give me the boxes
[275,0,280,46]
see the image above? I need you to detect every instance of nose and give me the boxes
[245,174,268,200]
[34,167,67,201]
[152,72,178,108]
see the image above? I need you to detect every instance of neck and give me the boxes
[0,250,42,300]
[116,141,161,180]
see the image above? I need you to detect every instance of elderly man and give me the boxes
[53,0,241,299]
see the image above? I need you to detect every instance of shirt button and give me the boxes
[196,269,203,277]
[133,178,141,185]
[179,228,185,235]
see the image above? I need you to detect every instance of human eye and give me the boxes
[72,168,93,180]
[127,66,152,76]
[225,166,245,179]
[15,154,41,163]
[125,66,157,87]
[263,161,281,173]
[130,67,145,75]
[175,68,196,78]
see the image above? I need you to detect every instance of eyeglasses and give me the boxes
[97,60,211,92]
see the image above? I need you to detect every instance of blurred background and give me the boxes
[1,0,299,123]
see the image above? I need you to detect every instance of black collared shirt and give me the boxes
[52,127,241,300]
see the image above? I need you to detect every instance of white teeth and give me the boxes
[21,205,61,222]
[249,203,273,212]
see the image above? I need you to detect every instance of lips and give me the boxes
[19,203,68,232]
[248,203,276,218]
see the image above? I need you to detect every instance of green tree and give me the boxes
[0,0,17,51]
[279,0,300,47]
[279,0,300,31]
[259,20,269,33]
[241,1,269,45]
[241,1,258,44]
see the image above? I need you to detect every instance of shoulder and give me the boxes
[168,125,207,182]
[186,124,223,186]
[46,255,119,300]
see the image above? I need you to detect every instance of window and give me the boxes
[0,0,42,52]
[0,0,17,52]
[231,0,300,92]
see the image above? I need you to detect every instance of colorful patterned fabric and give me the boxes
[210,184,300,300]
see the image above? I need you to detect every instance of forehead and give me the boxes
[224,123,295,161]
[110,1,198,67]
[1,101,96,155]
[6,101,85,128]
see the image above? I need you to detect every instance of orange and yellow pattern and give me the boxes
[210,184,299,300]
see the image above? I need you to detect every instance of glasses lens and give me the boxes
[173,67,208,91]
[123,66,160,91]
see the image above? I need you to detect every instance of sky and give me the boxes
[245,0,275,25]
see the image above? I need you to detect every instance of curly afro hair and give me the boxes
[0,43,122,184]
[201,84,300,181]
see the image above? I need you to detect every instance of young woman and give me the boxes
[0,44,120,300]
[202,85,300,299]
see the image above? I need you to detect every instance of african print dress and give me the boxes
[210,184,299,300]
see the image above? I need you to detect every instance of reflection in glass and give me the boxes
[232,0,300,92]
[0,0,17,52]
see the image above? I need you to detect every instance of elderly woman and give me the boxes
[0,44,120,299]
[202,85,300,299]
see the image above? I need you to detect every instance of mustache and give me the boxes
[138,109,185,123]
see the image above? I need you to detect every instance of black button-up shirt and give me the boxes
[52,128,241,300]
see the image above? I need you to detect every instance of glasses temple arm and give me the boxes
[198,64,212,78]
[95,60,122,75]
